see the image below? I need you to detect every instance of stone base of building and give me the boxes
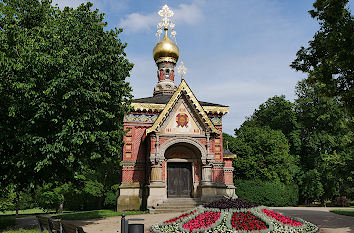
[117,182,142,211]
[201,182,233,202]
[226,184,237,198]
[147,182,167,209]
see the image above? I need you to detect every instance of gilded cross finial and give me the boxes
[178,62,187,80]
[156,5,177,41]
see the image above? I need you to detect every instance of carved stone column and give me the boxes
[147,133,167,209]
[201,164,213,185]
[151,164,162,182]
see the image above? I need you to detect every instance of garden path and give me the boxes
[15,207,353,233]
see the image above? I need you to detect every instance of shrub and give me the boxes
[331,196,350,207]
[235,180,299,206]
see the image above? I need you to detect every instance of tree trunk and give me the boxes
[15,192,19,216]
[97,169,109,209]
[57,194,64,213]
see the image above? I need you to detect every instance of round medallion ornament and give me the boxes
[176,113,188,128]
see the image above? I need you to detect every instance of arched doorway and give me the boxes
[165,142,202,198]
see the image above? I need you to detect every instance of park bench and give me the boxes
[37,215,86,233]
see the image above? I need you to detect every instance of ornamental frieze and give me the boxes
[124,113,158,123]
[210,116,222,125]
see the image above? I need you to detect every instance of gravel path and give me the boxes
[14,207,354,233]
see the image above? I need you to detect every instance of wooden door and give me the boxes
[167,162,192,197]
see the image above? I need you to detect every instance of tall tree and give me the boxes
[0,0,133,196]
[225,125,298,185]
[295,80,353,204]
[291,0,354,114]
[242,95,301,157]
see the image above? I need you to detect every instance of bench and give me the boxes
[36,216,86,233]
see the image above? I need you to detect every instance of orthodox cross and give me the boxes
[178,62,187,80]
[156,5,176,40]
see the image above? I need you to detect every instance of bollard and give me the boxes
[120,214,126,233]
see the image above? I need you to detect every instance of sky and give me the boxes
[52,0,353,135]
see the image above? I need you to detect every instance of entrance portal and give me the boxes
[167,162,192,197]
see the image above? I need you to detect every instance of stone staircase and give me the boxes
[150,198,203,214]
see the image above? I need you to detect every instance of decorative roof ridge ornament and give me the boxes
[178,61,187,80]
[156,4,177,42]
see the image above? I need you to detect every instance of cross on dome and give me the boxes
[156,5,177,41]
[178,62,187,79]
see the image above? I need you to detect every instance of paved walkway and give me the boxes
[15,207,354,233]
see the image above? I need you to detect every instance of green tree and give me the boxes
[295,80,353,204]
[0,0,133,204]
[242,95,301,156]
[225,125,298,184]
[291,0,354,114]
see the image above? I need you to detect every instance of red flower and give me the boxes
[261,209,302,226]
[163,210,197,224]
[182,211,221,231]
[231,211,268,231]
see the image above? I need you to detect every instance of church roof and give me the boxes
[131,92,229,114]
[133,95,227,107]
[223,148,237,158]
[146,80,223,135]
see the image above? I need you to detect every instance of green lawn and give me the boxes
[0,209,147,232]
[1,228,46,233]
[0,209,49,216]
[330,209,354,217]
[52,209,148,220]
[0,216,16,230]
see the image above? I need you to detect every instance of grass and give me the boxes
[0,209,147,232]
[330,209,354,217]
[0,208,49,216]
[52,209,148,220]
[0,216,16,230]
[0,228,46,233]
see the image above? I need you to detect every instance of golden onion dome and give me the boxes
[153,29,179,63]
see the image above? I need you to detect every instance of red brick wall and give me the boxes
[212,168,224,183]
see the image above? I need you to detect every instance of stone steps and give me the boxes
[150,198,203,214]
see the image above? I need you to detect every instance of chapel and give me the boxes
[117,5,236,212]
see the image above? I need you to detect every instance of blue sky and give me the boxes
[53,0,353,135]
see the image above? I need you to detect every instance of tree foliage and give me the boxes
[241,95,301,156]
[291,0,354,114]
[295,80,353,203]
[225,124,298,185]
[0,0,133,194]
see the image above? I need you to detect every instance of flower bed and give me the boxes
[231,211,268,230]
[151,198,318,233]
[261,209,302,226]
[182,211,221,231]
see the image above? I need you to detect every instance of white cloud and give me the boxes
[51,0,87,9]
[52,0,127,11]
[119,1,204,33]
[173,3,204,25]
[120,13,158,33]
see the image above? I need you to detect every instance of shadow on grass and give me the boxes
[52,210,148,221]
[329,209,354,217]
[0,216,16,230]
[273,208,354,232]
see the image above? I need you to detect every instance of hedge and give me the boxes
[235,180,298,206]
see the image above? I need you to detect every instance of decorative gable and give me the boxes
[146,80,221,135]
[161,101,203,135]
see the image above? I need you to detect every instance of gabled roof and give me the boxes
[131,91,229,114]
[146,80,222,135]
[133,95,228,107]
